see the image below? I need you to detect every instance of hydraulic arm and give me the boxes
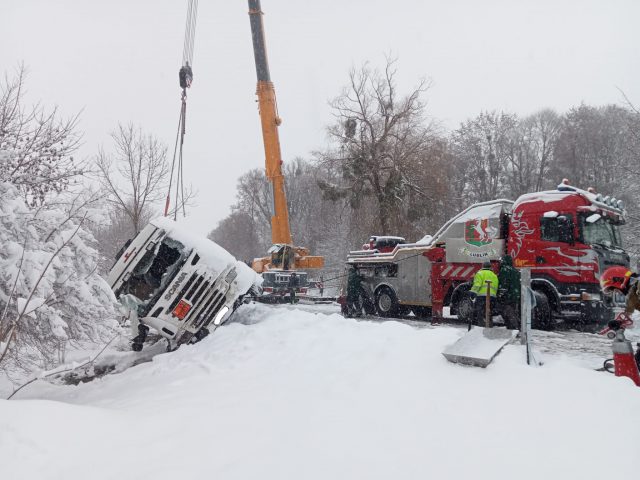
[248,0,292,246]
[247,0,323,273]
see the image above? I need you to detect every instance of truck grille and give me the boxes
[168,270,230,331]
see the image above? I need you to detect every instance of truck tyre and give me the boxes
[375,286,398,317]
[502,303,520,330]
[532,291,553,331]
[455,293,474,325]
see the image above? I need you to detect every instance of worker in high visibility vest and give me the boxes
[470,260,499,326]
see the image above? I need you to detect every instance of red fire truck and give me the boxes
[343,182,630,331]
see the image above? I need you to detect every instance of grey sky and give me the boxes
[2,0,639,235]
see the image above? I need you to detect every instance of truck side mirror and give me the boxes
[557,216,574,244]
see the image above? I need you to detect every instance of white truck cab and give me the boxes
[108,217,261,350]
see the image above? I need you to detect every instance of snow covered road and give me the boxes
[1,303,639,480]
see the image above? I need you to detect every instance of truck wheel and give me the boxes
[375,287,398,316]
[502,304,520,330]
[456,293,474,324]
[532,291,553,331]
[412,306,432,320]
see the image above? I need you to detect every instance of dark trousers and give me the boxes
[473,295,496,326]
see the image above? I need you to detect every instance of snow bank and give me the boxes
[1,304,639,480]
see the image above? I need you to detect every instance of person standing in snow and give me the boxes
[470,260,499,326]
[498,254,520,329]
[600,267,640,316]
[345,266,363,317]
[288,272,298,304]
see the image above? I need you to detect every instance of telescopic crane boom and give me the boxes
[247,0,323,273]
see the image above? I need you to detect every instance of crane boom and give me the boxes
[248,0,292,246]
[247,0,324,274]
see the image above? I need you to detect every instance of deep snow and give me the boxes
[1,303,639,480]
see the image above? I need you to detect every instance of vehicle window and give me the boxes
[121,238,188,314]
[540,214,574,243]
[579,214,623,248]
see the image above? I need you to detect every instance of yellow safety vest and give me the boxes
[471,268,499,297]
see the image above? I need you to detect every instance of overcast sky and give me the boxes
[2,0,639,235]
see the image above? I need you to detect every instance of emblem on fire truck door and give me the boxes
[464,218,497,247]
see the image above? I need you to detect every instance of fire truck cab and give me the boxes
[344,183,630,331]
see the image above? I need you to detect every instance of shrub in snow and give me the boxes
[0,173,119,373]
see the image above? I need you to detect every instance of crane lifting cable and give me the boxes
[165,0,198,218]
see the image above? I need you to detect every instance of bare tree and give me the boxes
[319,57,436,235]
[0,65,84,205]
[95,123,170,235]
[208,211,262,264]
[499,109,561,198]
[451,111,518,203]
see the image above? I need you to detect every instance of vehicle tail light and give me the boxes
[263,287,273,293]
[173,299,192,320]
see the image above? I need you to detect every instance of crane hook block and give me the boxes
[179,64,193,89]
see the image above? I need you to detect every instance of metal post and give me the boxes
[520,268,530,345]
[485,280,492,328]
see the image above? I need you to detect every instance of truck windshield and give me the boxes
[579,214,622,248]
[121,237,189,314]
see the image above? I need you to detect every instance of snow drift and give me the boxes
[1,304,639,480]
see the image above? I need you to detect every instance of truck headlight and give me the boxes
[581,292,601,301]
[213,306,230,325]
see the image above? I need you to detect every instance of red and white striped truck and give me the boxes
[342,182,630,331]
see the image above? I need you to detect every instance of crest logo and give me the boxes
[464,218,496,247]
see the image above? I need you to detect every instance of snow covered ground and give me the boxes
[1,303,640,480]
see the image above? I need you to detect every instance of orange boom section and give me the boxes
[248,0,323,273]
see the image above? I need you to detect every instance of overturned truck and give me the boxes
[108,218,261,351]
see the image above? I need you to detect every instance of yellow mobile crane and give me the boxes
[247,0,324,299]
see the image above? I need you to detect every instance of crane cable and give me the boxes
[165,0,198,218]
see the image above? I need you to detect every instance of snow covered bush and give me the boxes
[0,150,119,373]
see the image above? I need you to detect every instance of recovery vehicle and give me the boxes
[342,181,630,331]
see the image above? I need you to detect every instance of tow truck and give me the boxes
[342,181,630,331]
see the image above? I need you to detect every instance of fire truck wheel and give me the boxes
[455,294,474,324]
[532,291,553,331]
[375,287,399,316]
[501,304,520,330]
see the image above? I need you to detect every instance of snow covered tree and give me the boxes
[0,149,118,373]
[318,57,437,235]
[0,65,84,206]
